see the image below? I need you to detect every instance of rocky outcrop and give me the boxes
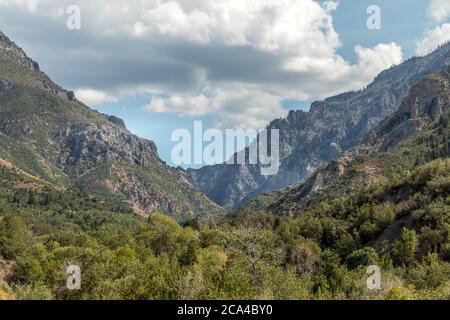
[188,42,450,209]
[54,123,159,177]
[0,78,13,95]
[107,115,127,129]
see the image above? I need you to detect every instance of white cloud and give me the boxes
[354,43,403,78]
[0,0,404,129]
[130,1,216,43]
[144,94,211,116]
[210,86,286,129]
[142,86,286,129]
[416,1,450,56]
[75,89,118,106]
[427,0,450,22]
[416,23,450,56]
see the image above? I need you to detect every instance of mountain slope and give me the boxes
[272,66,450,216]
[0,31,225,222]
[231,67,450,271]
[187,42,450,209]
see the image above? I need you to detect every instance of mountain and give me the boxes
[265,66,450,216]
[187,42,450,209]
[232,67,450,267]
[0,31,225,222]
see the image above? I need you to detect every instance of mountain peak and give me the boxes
[0,30,40,72]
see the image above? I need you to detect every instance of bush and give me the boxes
[405,253,450,290]
[346,247,378,269]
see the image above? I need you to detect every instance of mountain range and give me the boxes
[0,29,449,223]
[272,65,450,215]
[233,66,449,258]
[187,42,450,210]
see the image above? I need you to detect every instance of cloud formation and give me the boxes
[427,0,450,22]
[416,23,450,56]
[75,89,119,106]
[0,0,403,129]
[416,0,450,56]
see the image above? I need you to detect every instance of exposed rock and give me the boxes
[54,123,159,176]
[107,115,127,129]
[0,78,13,95]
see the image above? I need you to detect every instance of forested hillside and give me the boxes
[0,158,448,300]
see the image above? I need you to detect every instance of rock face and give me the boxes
[0,78,13,95]
[272,66,450,216]
[187,42,450,209]
[54,123,159,177]
[0,30,225,222]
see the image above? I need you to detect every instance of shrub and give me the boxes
[346,247,378,269]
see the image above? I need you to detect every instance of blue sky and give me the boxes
[0,0,449,167]
[332,0,429,60]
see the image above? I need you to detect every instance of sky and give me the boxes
[0,0,450,167]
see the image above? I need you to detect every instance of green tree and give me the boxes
[0,215,29,260]
[313,250,350,295]
[443,134,449,156]
[392,228,417,266]
[147,213,183,256]
[12,257,44,285]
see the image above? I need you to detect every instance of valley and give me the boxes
[0,30,448,301]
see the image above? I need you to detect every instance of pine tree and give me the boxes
[431,149,439,160]
[444,134,450,156]
[392,228,417,266]
[429,134,437,150]
[415,154,423,167]
[27,189,36,205]
[438,115,448,128]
